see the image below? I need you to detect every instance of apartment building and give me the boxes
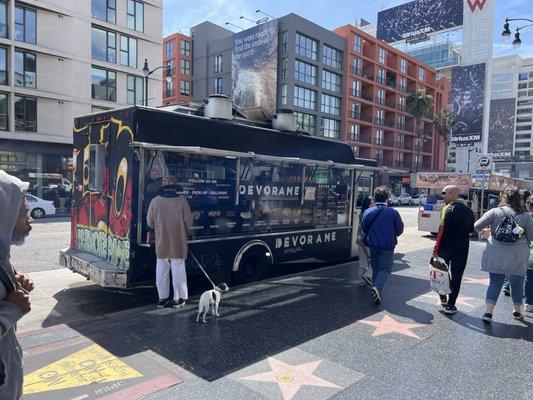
[162,31,192,105]
[334,24,448,188]
[0,0,162,193]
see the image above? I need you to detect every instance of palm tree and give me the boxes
[407,89,434,172]
[433,109,456,168]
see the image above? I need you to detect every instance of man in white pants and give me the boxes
[147,176,193,308]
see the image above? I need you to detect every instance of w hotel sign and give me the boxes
[462,0,493,65]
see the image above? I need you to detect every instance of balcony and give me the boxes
[385,99,396,109]
[362,73,374,81]
[360,115,374,124]
[376,76,386,85]
[351,89,361,97]
[361,93,373,102]
[353,67,362,76]
[349,134,359,142]
[376,97,385,105]
[394,160,409,168]
[384,118,396,128]
[399,85,408,93]
[398,102,407,112]
[397,122,406,131]
[350,111,361,120]
[374,117,385,126]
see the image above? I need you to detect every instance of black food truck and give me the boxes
[60,101,378,288]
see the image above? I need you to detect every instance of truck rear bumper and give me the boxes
[60,248,127,288]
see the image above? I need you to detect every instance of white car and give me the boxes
[390,193,413,206]
[25,194,56,219]
[411,195,427,206]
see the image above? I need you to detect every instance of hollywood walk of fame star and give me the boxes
[421,293,477,308]
[239,357,340,400]
[463,277,490,286]
[360,314,427,339]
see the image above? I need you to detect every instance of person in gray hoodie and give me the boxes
[0,170,35,400]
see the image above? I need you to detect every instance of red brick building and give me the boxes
[162,32,192,105]
[334,25,449,189]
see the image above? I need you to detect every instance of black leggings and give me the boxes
[439,250,468,307]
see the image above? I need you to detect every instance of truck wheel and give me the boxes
[31,208,45,219]
[233,247,269,285]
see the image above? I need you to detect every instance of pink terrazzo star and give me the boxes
[360,314,426,339]
[239,357,340,400]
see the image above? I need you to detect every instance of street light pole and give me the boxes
[142,59,172,106]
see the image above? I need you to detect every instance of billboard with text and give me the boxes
[231,20,278,114]
[451,63,485,145]
[376,0,464,43]
[488,98,515,159]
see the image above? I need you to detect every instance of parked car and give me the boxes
[25,194,56,219]
[390,193,413,206]
[411,194,427,206]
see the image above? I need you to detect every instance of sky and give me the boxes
[163,0,533,59]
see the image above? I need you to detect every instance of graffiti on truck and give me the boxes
[76,226,130,269]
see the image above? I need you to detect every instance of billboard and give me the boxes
[231,20,278,114]
[415,172,471,190]
[488,98,515,159]
[376,0,464,43]
[450,63,485,144]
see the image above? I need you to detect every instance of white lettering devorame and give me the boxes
[239,185,300,197]
[275,231,337,249]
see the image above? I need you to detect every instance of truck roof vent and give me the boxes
[204,94,232,120]
[272,109,295,132]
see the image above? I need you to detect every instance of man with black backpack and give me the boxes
[433,185,475,314]
[360,186,404,304]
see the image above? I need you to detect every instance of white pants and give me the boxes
[156,258,188,301]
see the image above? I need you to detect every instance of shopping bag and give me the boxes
[359,245,372,286]
[429,257,451,295]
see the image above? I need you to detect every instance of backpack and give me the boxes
[493,208,522,243]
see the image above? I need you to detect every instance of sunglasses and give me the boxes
[441,191,447,195]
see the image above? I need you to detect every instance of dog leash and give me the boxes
[188,250,217,289]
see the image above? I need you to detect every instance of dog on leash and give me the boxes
[196,283,229,323]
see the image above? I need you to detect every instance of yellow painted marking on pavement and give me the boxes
[23,344,143,394]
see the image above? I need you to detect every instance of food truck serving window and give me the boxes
[141,150,351,240]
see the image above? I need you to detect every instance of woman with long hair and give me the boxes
[474,188,533,322]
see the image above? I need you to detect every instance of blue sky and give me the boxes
[163,0,533,59]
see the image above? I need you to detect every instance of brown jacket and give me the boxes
[147,194,193,259]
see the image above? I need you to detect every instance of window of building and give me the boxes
[376,88,384,105]
[15,5,36,44]
[91,67,116,102]
[518,100,533,106]
[294,85,316,110]
[180,39,190,56]
[418,67,425,81]
[14,96,36,132]
[165,59,173,76]
[180,80,190,95]
[295,59,317,85]
[126,75,143,105]
[377,68,385,84]
[323,45,342,69]
[322,70,342,93]
[91,27,116,63]
[165,41,173,58]
[165,80,173,97]
[399,96,406,111]
[530,71,533,79]
[92,105,110,113]
[493,73,513,82]
[518,91,527,98]
[0,46,6,85]
[91,0,116,24]
[14,50,36,88]
[180,59,190,75]
[321,118,340,139]
[120,35,137,67]
[375,108,384,124]
[295,33,317,60]
[519,72,528,81]
[375,149,383,163]
[295,111,315,134]
[127,0,143,32]
[0,2,7,38]
[375,129,384,145]
[350,102,359,119]
[214,77,222,94]
[516,133,531,140]
[378,47,386,64]
[399,77,407,92]
[397,114,406,129]
[280,57,288,79]
[0,92,7,130]
[400,58,407,74]
[515,142,531,148]
[352,80,361,97]
[518,82,527,89]
[354,35,362,53]
[517,116,532,123]
[320,93,341,116]
[516,125,531,131]
[280,83,287,105]
[353,57,362,75]
[280,31,288,53]
[214,54,222,73]
[349,124,359,141]
[517,108,532,114]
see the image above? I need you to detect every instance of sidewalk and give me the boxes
[18,240,532,400]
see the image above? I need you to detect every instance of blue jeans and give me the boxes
[370,248,394,291]
[526,269,533,305]
[486,273,525,305]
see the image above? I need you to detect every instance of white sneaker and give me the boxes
[370,287,381,304]
[525,304,533,313]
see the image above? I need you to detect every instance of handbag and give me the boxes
[429,256,451,295]
[493,208,523,243]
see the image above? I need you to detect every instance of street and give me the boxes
[11,208,533,400]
